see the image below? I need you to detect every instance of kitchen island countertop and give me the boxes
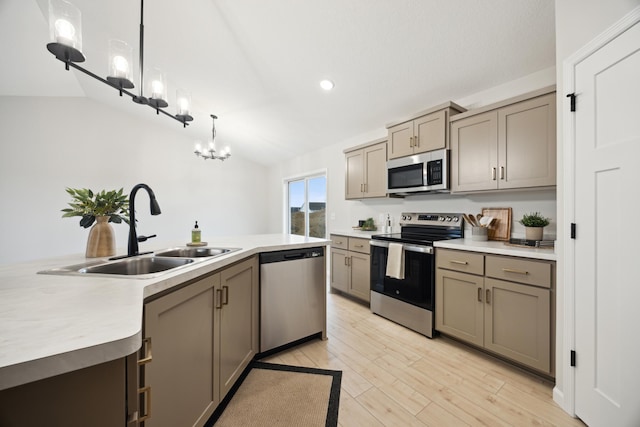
[434,238,557,261]
[0,234,329,391]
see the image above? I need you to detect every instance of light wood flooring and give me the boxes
[262,292,586,427]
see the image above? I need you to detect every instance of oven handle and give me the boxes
[369,239,433,254]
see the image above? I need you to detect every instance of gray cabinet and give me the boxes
[436,248,554,375]
[217,257,259,399]
[451,90,556,193]
[345,140,388,199]
[143,274,217,427]
[330,234,371,302]
[387,103,465,160]
[0,356,137,427]
[142,256,259,427]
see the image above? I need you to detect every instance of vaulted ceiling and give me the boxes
[1,0,555,165]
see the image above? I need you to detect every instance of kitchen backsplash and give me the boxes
[340,189,557,240]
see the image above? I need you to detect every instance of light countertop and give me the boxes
[0,234,329,391]
[434,238,557,261]
[330,229,381,239]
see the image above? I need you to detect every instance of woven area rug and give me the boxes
[209,361,341,427]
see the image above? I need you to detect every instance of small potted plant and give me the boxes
[361,217,377,231]
[62,188,130,257]
[519,212,550,241]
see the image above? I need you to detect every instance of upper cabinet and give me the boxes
[387,102,465,160]
[450,88,556,193]
[345,138,388,199]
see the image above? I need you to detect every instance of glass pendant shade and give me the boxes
[176,89,193,122]
[147,67,168,108]
[106,40,134,89]
[194,140,204,155]
[47,0,85,62]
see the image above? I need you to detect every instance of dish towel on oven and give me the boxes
[385,243,405,279]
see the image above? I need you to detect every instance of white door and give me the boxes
[573,11,640,427]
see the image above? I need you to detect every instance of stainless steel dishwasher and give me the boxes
[259,247,325,353]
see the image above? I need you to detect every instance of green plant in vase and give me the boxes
[519,212,550,241]
[62,188,130,227]
[62,188,130,257]
[361,217,376,231]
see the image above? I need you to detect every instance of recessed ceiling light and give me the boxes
[320,79,335,91]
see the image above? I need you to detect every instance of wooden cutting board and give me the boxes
[481,207,512,241]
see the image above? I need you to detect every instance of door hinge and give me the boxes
[571,350,576,367]
[571,223,576,239]
[566,93,576,112]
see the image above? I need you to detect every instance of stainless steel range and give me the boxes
[369,213,464,338]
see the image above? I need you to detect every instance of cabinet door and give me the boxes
[414,110,446,153]
[451,111,499,192]
[388,121,414,159]
[345,149,364,199]
[435,269,484,347]
[349,252,370,302]
[330,248,349,293]
[144,275,218,427]
[0,358,127,427]
[498,93,556,189]
[484,278,551,373]
[218,257,259,400]
[363,142,388,198]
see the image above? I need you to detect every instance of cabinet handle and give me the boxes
[363,183,367,193]
[347,257,351,267]
[486,289,491,304]
[222,285,229,305]
[450,260,468,265]
[215,288,223,309]
[500,166,505,180]
[138,385,151,422]
[138,337,153,365]
[477,287,482,302]
[502,268,529,275]
[415,135,419,147]
[354,244,364,248]
[492,167,497,180]
[409,136,414,147]
[344,257,348,266]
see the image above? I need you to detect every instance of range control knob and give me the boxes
[452,217,460,222]
[404,215,411,221]
[445,216,452,222]
[439,216,445,221]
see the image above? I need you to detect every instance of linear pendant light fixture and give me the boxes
[46,0,194,127]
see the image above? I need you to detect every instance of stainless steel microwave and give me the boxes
[387,149,449,196]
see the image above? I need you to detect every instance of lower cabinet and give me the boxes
[436,249,554,375]
[142,256,259,427]
[330,234,370,302]
[0,355,138,427]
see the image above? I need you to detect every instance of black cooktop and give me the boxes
[372,229,463,246]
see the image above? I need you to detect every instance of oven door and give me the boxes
[369,240,435,310]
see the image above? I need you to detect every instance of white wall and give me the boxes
[0,96,269,264]
[266,67,558,239]
[553,0,640,414]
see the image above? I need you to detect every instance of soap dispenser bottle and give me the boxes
[191,221,201,243]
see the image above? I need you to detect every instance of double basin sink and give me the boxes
[39,247,240,279]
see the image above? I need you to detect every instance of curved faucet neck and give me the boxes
[127,184,160,257]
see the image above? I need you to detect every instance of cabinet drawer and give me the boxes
[485,255,551,288]
[348,237,370,254]
[436,249,484,275]
[330,234,348,249]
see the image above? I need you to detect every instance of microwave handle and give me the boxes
[369,240,434,254]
